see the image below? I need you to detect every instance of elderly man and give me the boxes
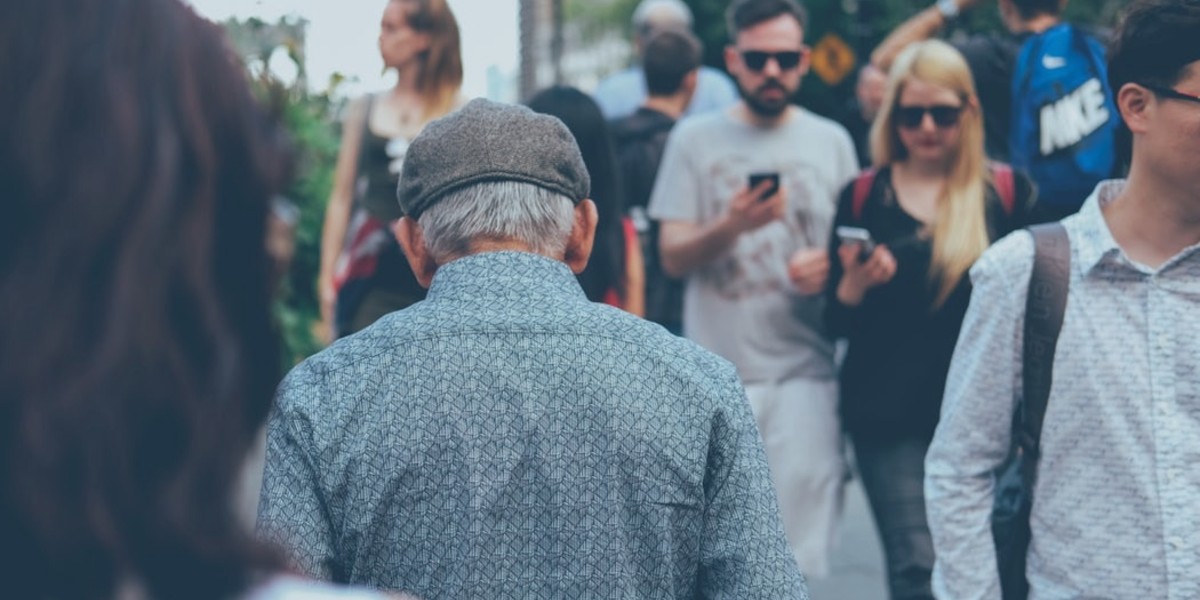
[257,99,808,600]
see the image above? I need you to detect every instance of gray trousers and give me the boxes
[854,436,936,600]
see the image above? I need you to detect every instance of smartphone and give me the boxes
[836,225,877,261]
[748,172,780,202]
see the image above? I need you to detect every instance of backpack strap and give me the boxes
[1018,222,1071,482]
[990,163,1016,215]
[851,168,879,221]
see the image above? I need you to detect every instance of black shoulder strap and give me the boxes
[1019,223,1071,468]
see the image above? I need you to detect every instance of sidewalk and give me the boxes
[806,478,888,599]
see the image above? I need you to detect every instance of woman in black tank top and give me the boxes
[317,0,463,340]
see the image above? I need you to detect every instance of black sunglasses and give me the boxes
[740,50,804,72]
[895,104,964,129]
[1143,84,1200,106]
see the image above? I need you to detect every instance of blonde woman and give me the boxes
[318,0,462,340]
[823,40,1035,600]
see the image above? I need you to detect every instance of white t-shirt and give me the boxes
[648,107,859,384]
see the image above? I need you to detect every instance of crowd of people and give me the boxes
[2,0,1198,599]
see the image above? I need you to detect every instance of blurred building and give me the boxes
[519,0,629,101]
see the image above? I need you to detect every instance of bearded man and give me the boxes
[647,0,859,580]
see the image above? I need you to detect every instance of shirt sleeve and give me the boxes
[697,371,809,599]
[925,231,1034,600]
[257,364,341,582]
[647,125,702,224]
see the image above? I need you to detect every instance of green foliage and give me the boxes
[231,18,342,367]
[271,86,340,367]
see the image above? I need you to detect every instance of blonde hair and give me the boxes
[869,40,989,309]
[393,0,463,120]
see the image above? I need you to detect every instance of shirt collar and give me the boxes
[1070,179,1128,274]
[425,250,588,305]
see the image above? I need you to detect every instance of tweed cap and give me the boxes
[396,98,591,219]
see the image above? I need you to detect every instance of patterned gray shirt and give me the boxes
[257,251,807,600]
[926,180,1200,600]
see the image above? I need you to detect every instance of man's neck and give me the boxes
[1016,13,1062,35]
[733,102,794,128]
[642,95,689,120]
[1104,170,1200,268]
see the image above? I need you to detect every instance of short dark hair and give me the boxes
[726,0,809,39]
[642,27,703,96]
[0,0,291,597]
[1108,0,1200,92]
[1009,0,1064,20]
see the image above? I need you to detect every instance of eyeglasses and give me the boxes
[895,104,964,129]
[1142,84,1200,106]
[740,50,804,72]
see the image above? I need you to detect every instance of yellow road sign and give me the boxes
[810,33,856,87]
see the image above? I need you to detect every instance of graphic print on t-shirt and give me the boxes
[697,156,835,299]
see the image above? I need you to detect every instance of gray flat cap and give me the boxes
[396,98,591,219]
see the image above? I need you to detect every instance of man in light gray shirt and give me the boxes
[648,0,858,579]
[926,1,1200,598]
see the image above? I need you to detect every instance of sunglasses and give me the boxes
[1142,84,1200,106]
[895,104,964,129]
[740,50,804,72]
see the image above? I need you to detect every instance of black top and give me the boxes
[954,32,1029,162]
[825,166,1035,441]
[609,107,677,210]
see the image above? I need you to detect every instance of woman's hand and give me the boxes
[836,243,897,306]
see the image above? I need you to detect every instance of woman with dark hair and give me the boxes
[318,0,464,340]
[528,86,646,315]
[0,1,382,598]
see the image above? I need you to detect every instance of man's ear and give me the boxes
[682,69,700,95]
[564,199,599,275]
[1117,83,1154,136]
[393,216,438,288]
[724,45,742,76]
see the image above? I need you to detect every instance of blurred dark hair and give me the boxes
[1107,0,1200,168]
[394,0,463,119]
[726,0,809,38]
[1009,0,1064,19]
[526,87,627,304]
[643,27,703,97]
[0,0,291,598]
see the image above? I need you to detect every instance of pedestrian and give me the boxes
[648,0,860,579]
[926,1,1200,597]
[317,0,463,340]
[824,40,1035,600]
[528,86,645,316]
[867,0,1119,221]
[257,99,808,599]
[593,0,738,120]
[0,0,384,598]
[610,26,704,332]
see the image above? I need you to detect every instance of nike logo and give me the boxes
[1042,55,1066,69]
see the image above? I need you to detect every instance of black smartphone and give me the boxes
[748,172,780,202]
[836,226,877,261]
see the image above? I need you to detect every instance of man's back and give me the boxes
[258,251,807,599]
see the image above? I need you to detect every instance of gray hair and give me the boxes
[633,0,693,38]
[417,181,576,263]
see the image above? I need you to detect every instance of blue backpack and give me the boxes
[1010,24,1118,213]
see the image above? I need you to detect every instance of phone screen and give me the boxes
[748,172,780,201]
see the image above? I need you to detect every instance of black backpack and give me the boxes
[992,223,1071,600]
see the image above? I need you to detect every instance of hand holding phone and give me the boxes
[836,226,876,261]
[748,172,780,202]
